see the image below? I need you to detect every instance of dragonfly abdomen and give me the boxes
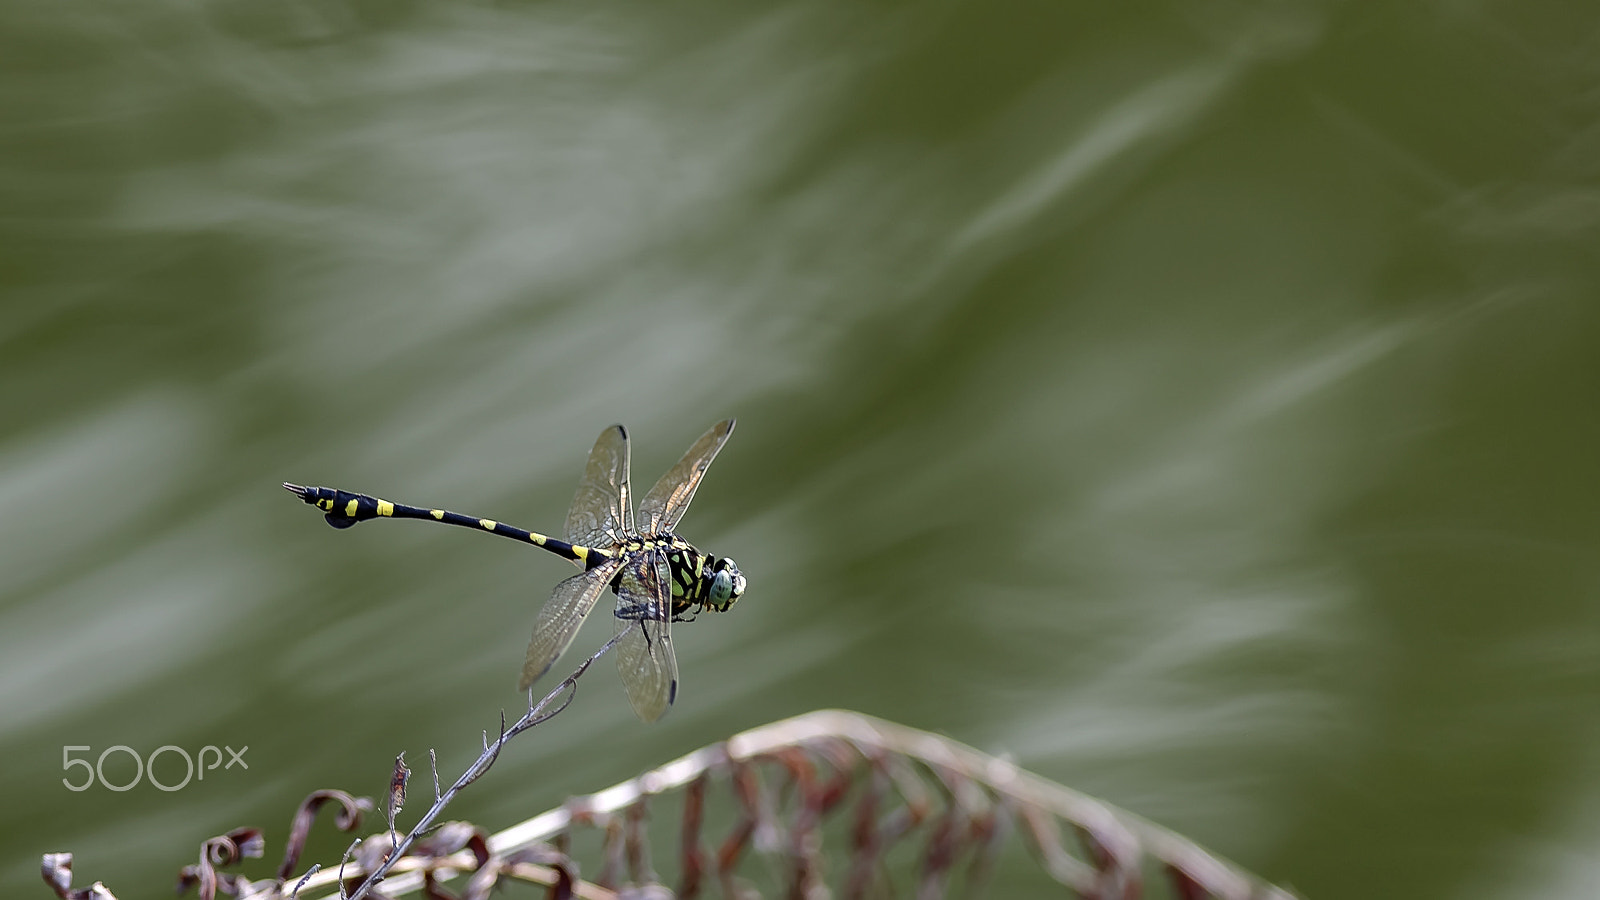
[283,483,611,567]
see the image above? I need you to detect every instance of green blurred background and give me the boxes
[5,1,1599,897]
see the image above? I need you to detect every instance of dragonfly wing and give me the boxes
[519,556,624,691]
[565,425,633,551]
[613,549,678,723]
[637,418,735,535]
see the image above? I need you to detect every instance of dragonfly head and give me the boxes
[704,556,746,612]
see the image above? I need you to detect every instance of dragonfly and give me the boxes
[284,419,746,722]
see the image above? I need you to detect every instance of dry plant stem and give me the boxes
[479,710,1296,900]
[341,632,627,900]
[286,708,1294,900]
[331,839,360,898]
[290,864,320,898]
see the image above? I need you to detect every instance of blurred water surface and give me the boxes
[4,1,1599,897]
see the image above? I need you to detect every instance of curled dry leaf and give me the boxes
[42,853,120,900]
[276,789,373,881]
[387,753,410,834]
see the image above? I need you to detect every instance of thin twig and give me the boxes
[289,864,320,899]
[335,838,360,899]
[463,712,508,789]
[341,632,626,900]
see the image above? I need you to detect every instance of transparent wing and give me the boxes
[613,549,678,723]
[519,556,624,691]
[637,418,735,535]
[565,425,633,551]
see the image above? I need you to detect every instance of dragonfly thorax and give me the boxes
[654,539,745,616]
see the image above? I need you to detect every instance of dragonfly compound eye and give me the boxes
[710,570,734,607]
[707,558,745,610]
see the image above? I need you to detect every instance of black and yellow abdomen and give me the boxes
[283,483,611,569]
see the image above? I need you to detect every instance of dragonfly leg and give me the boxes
[616,600,674,655]
[614,601,661,622]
